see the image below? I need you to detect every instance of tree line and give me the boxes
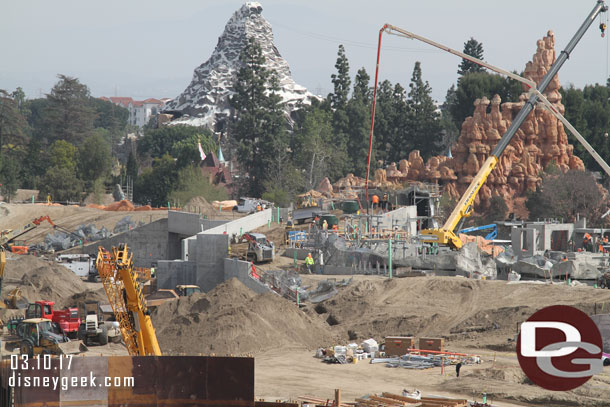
[1,37,610,222]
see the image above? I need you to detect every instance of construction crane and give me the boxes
[365,1,608,250]
[96,244,161,356]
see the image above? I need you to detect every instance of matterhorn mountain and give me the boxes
[164,2,318,129]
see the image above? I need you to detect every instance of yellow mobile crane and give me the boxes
[365,1,608,250]
[96,244,161,356]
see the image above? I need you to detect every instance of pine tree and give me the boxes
[0,89,29,157]
[229,38,288,197]
[458,38,485,76]
[406,62,443,159]
[329,45,351,109]
[346,67,372,176]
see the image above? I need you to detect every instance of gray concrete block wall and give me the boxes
[157,260,197,289]
[81,218,169,268]
[195,234,229,292]
[223,258,271,294]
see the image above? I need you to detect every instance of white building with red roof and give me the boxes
[100,96,167,127]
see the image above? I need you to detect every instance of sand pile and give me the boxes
[304,276,610,348]
[183,196,216,215]
[152,279,337,355]
[4,256,94,308]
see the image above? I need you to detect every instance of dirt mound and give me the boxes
[152,279,337,355]
[4,256,92,308]
[183,196,216,215]
[302,276,610,348]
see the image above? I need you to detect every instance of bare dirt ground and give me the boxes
[2,204,610,405]
[0,203,168,245]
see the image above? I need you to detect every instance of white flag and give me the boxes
[198,141,206,161]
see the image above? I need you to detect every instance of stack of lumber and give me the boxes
[355,393,467,407]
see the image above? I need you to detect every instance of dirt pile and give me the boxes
[4,255,98,308]
[152,278,337,355]
[303,276,610,349]
[183,196,216,215]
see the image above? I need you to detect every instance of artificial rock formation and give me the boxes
[165,2,317,128]
[329,31,586,212]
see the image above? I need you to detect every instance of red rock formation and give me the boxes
[327,31,588,214]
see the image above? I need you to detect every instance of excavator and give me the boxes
[366,1,609,250]
[96,244,161,356]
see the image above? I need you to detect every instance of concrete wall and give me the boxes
[81,218,169,268]
[168,210,228,235]
[512,227,538,258]
[156,260,197,289]
[223,258,271,294]
[372,206,418,235]
[201,209,272,236]
[195,234,229,291]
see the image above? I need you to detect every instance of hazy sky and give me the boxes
[3,0,610,102]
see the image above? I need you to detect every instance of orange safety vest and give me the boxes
[372,195,379,204]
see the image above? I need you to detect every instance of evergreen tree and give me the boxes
[439,84,460,149]
[0,89,29,157]
[406,62,443,159]
[458,37,485,76]
[374,81,409,164]
[329,45,351,109]
[448,72,522,129]
[1,156,20,202]
[43,75,97,145]
[229,38,288,196]
[346,67,372,176]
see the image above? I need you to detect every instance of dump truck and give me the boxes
[17,318,86,357]
[25,301,81,338]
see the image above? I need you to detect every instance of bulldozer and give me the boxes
[18,318,86,357]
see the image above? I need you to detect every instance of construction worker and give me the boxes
[322,219,328,230]
[304,252,314,274]
[380,193,389,212]
[256,204,262,212]
[584,233,593,252]
[371,194,379,211]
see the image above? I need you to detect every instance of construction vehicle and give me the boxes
[25,301,81,338]
[175,284,202,296]
[77,300,120,345]
[96,244,161,355]
[292,192,322,224]
[458,224,498,241]
[242,232,275,263]
[2,287,27,309]
[233,197,270,213]
[17,318,85,357]
[146,284,202,308]
[380,1,610,249]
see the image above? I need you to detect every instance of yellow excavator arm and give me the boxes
[96,245,161,356]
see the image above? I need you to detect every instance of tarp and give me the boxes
[212,200,238,211]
